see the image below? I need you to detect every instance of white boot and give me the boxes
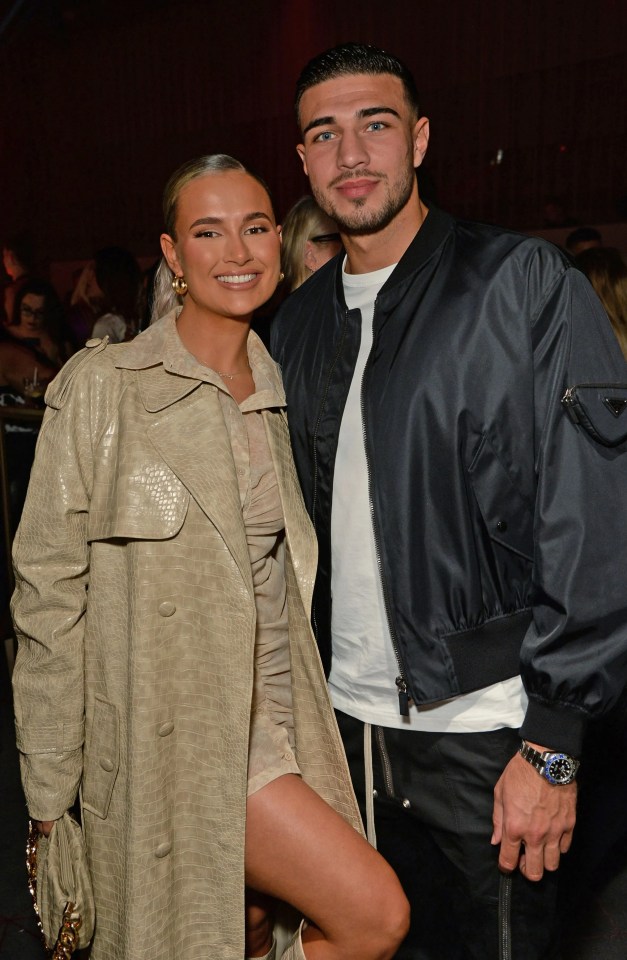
[246,936,277,960]
[279,922,306,960]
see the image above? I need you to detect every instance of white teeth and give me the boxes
[217,273,257,284]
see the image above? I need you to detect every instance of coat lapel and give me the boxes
[145,377,253,597]
[263,409,318,615]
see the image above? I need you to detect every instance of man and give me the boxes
[272,43,627,958]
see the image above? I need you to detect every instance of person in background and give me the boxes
[66,260,104,346]
[577,246,627,359]
[11,153,408,960]
[281,196,342,292]
[565,226,602,258]
[2,232,36,322]
[272,42,627,959]
[92,245,141,342]
[10,278,73,369]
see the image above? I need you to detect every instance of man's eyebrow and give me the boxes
[357,106,401,120]
[302,115,335,137]
[303,106,401,138]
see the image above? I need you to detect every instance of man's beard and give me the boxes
[311,163,416,237]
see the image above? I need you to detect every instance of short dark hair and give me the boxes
[295,42,420,127]
[565,226,602,252]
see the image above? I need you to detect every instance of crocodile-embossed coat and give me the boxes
[11,312,362,960]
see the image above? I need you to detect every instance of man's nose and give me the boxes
[337,130,369,169]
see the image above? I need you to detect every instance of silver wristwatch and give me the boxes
[519,740,579,785]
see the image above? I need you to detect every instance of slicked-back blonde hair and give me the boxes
[151,154,274,322]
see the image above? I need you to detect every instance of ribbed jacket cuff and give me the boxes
[520,698,588,757]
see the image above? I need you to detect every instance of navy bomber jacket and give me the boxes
[272,205,627,756]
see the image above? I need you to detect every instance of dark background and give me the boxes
[1,0,626,265]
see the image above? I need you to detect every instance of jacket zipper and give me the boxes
[361,297,411,716]
[562,382,627,424]
[310,309,352,637]
[375,726,396,798]
[498,874,512,960]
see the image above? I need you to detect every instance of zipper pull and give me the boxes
[561,387,580,423]
[396,676,410,716]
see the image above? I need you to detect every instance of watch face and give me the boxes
[545,754,575,785]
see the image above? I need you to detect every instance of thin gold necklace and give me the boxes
[217,366,250,380]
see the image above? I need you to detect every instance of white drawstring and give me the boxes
[364,722,377,848]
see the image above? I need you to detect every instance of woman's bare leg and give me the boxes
[245,774,409,960]
[245,889,276,957]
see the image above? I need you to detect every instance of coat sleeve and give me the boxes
[11,344,115,820]
[520,253,627,756]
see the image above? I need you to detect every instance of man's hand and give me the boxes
[491,744,577,881]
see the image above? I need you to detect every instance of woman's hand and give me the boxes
[34,820,57,837]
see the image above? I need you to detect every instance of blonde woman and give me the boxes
[281,196,342,292]
[576,246,627,360]
[12,155,408,960]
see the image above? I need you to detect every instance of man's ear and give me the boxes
[412,117,430,168]
[296,144,308,176]
[160,233,181,276]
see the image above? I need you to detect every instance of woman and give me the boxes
[576,246,627,360]
[91,245,142,342]
[66,260,104,346]
[10,278,73,369]
[281,196,342,293]
[12,155,408,960]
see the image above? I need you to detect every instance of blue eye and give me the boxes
[314,131,335,142]
[368,121,387,132]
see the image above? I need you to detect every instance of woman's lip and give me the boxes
[336,179,379,199]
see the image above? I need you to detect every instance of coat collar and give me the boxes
[115,309,286,413]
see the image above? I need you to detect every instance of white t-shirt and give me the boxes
[328,258,527,732]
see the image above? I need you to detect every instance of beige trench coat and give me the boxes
[11,313,362,960]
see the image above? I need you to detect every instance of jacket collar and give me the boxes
[333,203,454,309]
[115,309,286,413]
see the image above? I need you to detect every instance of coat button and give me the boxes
[158,721,174,737]
[155,841,171,858]
[282,751,294,762]
[496,520,508,532]
[158,601,176,617]
[85,337,102,348]
[402,798,411,809]
[100,757,114,772]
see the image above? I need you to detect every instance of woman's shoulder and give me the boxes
[45,337,125,410]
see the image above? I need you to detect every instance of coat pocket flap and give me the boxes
[468,434,534,561]
[81,696,119,820]
[562,383,627,447]
[88,467,189,542]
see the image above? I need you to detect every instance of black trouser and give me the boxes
[336,711,561,960]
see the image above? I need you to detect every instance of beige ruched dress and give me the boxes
[218,373,302,796]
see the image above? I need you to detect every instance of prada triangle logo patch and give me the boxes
[603,396,627,417]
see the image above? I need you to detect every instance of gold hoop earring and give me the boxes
[172,275,188,296]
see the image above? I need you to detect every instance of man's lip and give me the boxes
[336,179,379,199]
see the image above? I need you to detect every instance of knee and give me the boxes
[362,885,410,960]
[245,904,273,956]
